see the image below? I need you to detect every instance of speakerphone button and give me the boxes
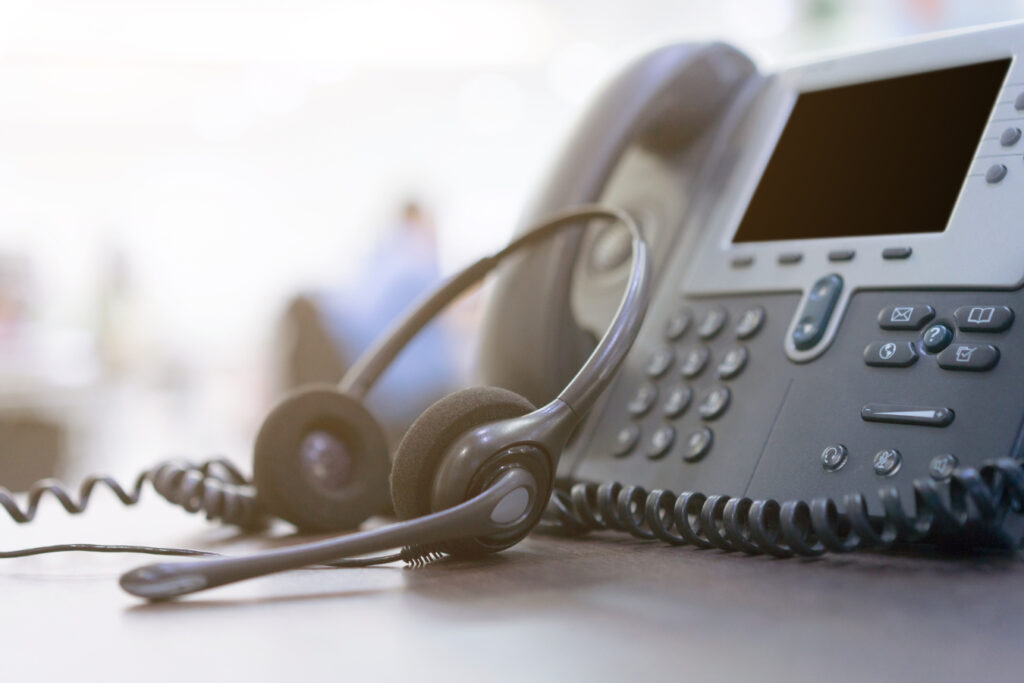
[986,164,1008,184]
[1002,127,1022,147]
[929,454,959,481]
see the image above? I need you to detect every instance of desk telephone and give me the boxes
[481,21,1024,553]
[4,22,1024,599]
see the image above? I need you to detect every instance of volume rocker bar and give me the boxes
[860,403,954,427]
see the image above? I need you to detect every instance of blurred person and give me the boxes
[277,199,462,439]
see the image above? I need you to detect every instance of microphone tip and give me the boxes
[119,564,208,600]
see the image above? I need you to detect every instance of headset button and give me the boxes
[682,427,713,462]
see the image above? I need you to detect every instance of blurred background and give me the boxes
[1,0,1022,489]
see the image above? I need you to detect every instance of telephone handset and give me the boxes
[483,23,1024,553]
[478,42,757,407]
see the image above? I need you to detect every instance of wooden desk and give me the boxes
[1,498,1020,682]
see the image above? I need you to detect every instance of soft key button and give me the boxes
[791,274,843,351]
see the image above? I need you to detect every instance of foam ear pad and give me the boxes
[390,386,536,521]
[253,385,390,532]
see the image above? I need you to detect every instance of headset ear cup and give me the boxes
[390,386,536,521]
[253,385,390,532]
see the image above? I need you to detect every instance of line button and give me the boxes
[861,403,954,427]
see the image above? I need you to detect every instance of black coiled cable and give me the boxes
[537,458,1024,557]
[0,458,264,530]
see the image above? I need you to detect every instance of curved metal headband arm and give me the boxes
[339,204,650,421]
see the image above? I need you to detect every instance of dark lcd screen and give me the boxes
[731,58,1010,243]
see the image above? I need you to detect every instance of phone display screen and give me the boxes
[731,58,1011,243]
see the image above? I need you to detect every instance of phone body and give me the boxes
[479,21,1024,524]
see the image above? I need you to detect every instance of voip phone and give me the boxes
[4,22,1024,599]
[481,21,1024,553]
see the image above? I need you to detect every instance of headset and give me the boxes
[117,204,650,600]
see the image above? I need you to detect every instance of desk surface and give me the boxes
[2,498,1021,682]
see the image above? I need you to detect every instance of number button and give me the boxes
[664,310,692,341]
[679,346,710,378]
[627,382,659,417]
[735,306,765,339]
[662,385,693,419]
[683,427,713,462]
[716,346,748,380]
[698,386,731,420]
[697,307,727,340]
[645,347,675,378]
[613,425,640,458]
[647,426,676,460]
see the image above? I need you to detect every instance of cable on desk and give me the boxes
[0,458,264,529]
[537,458,1024,556]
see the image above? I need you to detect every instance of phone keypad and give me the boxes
[611,302,766,462]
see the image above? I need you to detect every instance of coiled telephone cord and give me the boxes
[536,458,1024,556]
[3,456,1022,561]
[0,459,445,567]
